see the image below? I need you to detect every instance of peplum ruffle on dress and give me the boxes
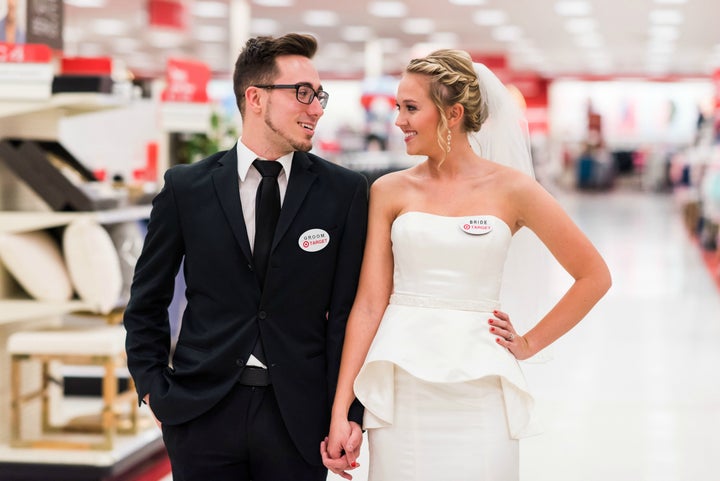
[354,212,540,440]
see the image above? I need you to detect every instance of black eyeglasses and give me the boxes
[253,83,329,109]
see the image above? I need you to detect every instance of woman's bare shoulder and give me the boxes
[371,165,422,192]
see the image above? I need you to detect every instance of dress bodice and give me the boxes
[354,212,539,439]
[391,212,511,304]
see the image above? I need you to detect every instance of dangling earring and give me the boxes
[446,129,452,153]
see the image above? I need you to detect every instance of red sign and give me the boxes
[61,56,112,75]
[148,0,187,30]
[161,58,210,103]
[0,42,52,63]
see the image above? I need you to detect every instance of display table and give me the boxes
[0,428,167,481]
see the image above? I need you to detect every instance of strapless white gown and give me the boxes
[354,212,540,481]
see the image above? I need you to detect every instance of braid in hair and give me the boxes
[406,50,489,162]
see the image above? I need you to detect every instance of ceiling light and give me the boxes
[250,18,280,35]
[554,1,592,16]
[192,2,228,18]
[428,32,460,46]
[648,25,679,40]
[252,0,293,6]
[448,0,486,5]
[410,43,449,59]
[492,25,522,42]
[64,0,107,7]
[63,26,84,42]
[113,38,141,53]
[649,9,684,24]
[379,38,401,53]
[402,18,435,35]
[473,10,507,26]
[575,33,604,48]
[302,10,339,27]
[647,42,676,54]
[341,26,372,42]
[368,1,407,18]
[587,57,613,73]
[195,25,227,42]
[91,19,127,36]
[509,41,538,56]
[146,30,185,49]
[564,18,596,33]
[585,51,611,62]
[322,42,351,57]
[78,43,105,57]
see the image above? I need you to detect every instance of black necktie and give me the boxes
[250,159,282,365]
[253,159,282,286]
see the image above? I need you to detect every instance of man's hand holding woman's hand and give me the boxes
[320,419,363,480]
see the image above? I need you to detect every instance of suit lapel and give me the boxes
[273,151,317,249]
[211,147,253,263]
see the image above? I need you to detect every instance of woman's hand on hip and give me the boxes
[490,310,533,360]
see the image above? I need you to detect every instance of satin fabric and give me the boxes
[368,367,519,481]
[354,212,540,478]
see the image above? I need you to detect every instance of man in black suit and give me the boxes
[124,33,367,481]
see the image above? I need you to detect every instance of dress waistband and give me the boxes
[389,293,499,313]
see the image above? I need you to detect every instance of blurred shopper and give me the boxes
[124,33,367,481]
[0,0,25,44]
[322,49,611,480]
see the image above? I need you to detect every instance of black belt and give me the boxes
[238,366,271,386]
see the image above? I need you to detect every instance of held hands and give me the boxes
[320,419,363,480]
[490,310,533,361]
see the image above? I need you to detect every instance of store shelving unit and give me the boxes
[0,93,163,480]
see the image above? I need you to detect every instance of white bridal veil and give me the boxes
[470,63,554,362]
[470,63,535,179]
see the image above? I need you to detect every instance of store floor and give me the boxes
[162,185,720,481]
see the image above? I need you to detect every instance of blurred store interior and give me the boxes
[0,1,719,480]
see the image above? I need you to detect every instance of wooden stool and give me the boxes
[8,324,140,450]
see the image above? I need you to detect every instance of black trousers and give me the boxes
[161,383,327,481]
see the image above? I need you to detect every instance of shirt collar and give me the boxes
[236,141,293,181]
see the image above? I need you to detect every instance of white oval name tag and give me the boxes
[459,216,493,235]
[299,228,330,252]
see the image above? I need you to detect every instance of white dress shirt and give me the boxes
[236,141,293,367]
[236,142,293,253]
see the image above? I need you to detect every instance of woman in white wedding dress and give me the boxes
[321,49,611,481]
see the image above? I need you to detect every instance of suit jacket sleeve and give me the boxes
[124,168,185,403]
[326,174,368,425]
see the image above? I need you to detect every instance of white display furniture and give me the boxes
[0,94,165,480]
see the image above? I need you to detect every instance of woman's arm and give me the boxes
[501,176,612,359]
[324,175,398,462]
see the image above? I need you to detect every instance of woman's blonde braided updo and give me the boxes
[406,49,489,156]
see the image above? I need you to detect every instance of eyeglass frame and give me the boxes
[253,83,330,109]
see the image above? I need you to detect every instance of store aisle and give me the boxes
[325,187,720,481]
[516,188,720,481]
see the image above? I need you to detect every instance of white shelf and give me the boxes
[0,300,92,326]
[0,93,128,120]
[0,205,152,234]
[0,93,131,140]
[0,425,162,466]
[160,101,212,133]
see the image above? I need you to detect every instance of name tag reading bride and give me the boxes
[459,217,493,235]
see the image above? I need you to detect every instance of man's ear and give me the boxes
[246,86,264,113]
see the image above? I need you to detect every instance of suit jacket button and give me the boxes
[258,311,267,320]
[236,359,245,366]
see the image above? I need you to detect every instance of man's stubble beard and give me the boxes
[264,103,313,153]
